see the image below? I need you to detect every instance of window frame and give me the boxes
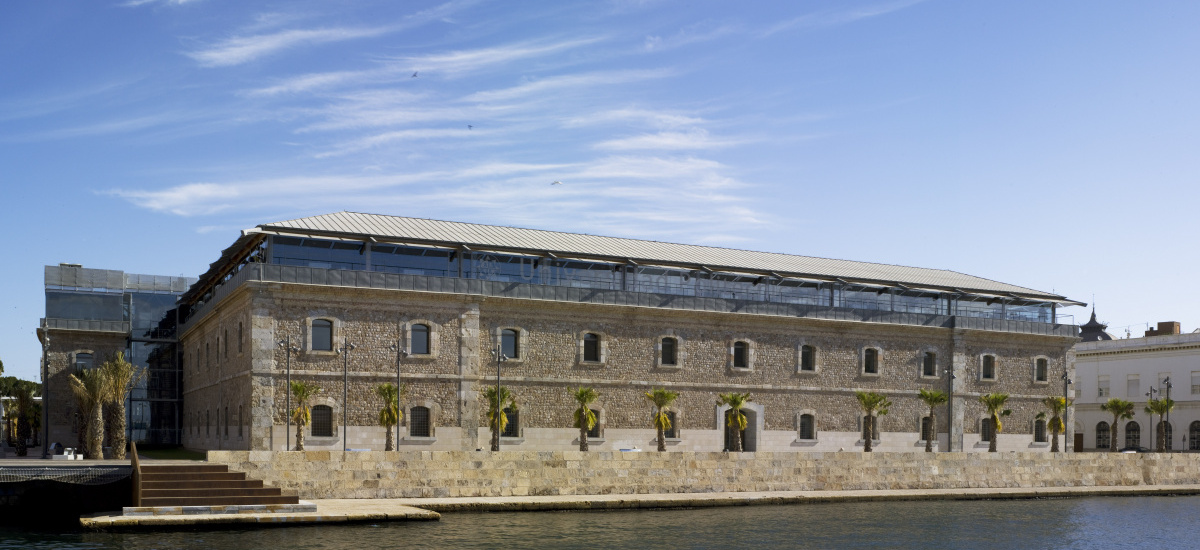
[578,331,607,366]
[501,407,520,438]
[1034,419,1047,443]
[1096,421,1111,449]
[1033,356,1049,384]
[659,337,679,368]
[920,349,938,379]
[980,353,997,382]
[311,404,334,438]
[980,418,994,442]
[861,346,882,376]
[410,323,431,356]
[309,318,335,353]
[728,339,756,372]
[409,406,432,438]
[797,342,818,374]
[1124,421,1140,448]
[797,411,817,441]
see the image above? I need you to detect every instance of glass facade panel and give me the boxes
[46,291,124,321]
[272,236,366,271]
[371,244,456,277]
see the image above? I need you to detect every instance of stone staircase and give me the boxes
[123,464,312,516]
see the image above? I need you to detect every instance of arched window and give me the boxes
[1096,421,1111,449]
[921,416,933,442]
[501,329,519,359]
[800,345,816,372]
[501,407,520,438]
[583,333,600,362]
[1157,421,1173,451]
[1034,419,1047,443]
[922,352,936,377]
[1035,358,1048,382]
[733,341,749,369]
[1124,421,1140,449]
[981,355,996,380]
[410,406,431,437]
[411,324,431,355]
[311,319,333,351]
[799,414,816,440]
[1189,421,1200,451]
[661,337,678,366]
[981,418,994,442]
[312,405,333,437]
[586,409,602,439]
[74,353,94,370]
[863,348,879,374]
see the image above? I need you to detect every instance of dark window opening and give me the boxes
[410,406,431,437]
[586,409,601,439]
[501,329,519,359]
[312,319,333,351]
[1096,422,1110,449]
[501,407,520,438]
[864,348,879,374]
[799,414,815,440]
[921,417,933,442]
[923,352,936,377]
[664,411,677,439]
[800,345,815,371]
[981,418,994,442]
[583,333,600,362]
[411,324,430,355]
[862,416,878,440]
[661,337,678,366]
[982,355,996,379]
[312,405,333,437]
[1035,419,1047,443]
[733,341,749,368]
[1125,421,1140,448]
[1035,358,1048,382]
[74,353,94,370]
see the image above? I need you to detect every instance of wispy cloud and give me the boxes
[593,129,741,151]
[0,80,134,122]
[761,0,927,36]
[314,128,482,158]
[10,112,195,141]
[563,108,705,129]
[465,69,674,103]
[643,22,737,52]
[122,0,201,6]
[187,27,392,67]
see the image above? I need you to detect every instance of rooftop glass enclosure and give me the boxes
[43,265,194,446]
[191,236,1062,325]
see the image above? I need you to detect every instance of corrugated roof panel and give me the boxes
[256,211,1074,301]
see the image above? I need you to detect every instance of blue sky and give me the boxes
[3,1,1199,381]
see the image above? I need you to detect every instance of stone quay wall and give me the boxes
[206,450,1198,500]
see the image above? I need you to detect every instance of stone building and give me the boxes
[1075,319,1200,451]
[173,212,1083,453]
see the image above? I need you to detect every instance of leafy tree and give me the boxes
[69,368,106,459]
[1145,398,1176,452]
[481,385,517,452]
[289,381,321,451]
[854,391,891,452]
[13,384,34,456]
[100,352,145,460]
[571,387,599,451]
[718,392,753,452]
[0,358,4,376]
[1100,398,1135,452]
[979,393,1012,452]
[645,388,679,452]
[375,383,406,451]
[918,389,948,453]
[1037,396,1071,452]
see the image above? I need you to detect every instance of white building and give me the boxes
[1074,319,1200,452]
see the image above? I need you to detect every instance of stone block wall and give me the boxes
[207,450,1200,500]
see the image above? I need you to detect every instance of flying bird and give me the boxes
[412,72,418,78]
[551,181,562,185]
[467,125,473,130]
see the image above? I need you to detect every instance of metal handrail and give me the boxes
[130,440,141,507]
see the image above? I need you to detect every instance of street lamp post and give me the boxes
[1062,371,1073,452]
[337,339,355,452]
[277,336,299,451]
[1147,386,1158,450]
[388,339,407,449]
[1164,377,1173,451]
[944,366,956,452]
[491,344,507,452]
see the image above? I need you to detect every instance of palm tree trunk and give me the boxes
[579,425,588,452]
[1158,417,1165,452]
[1051,427,1060,453]
[86,403,104,459]
[925,410,935,452]
[656,424,666,452]
[864,414,873,453]
[988,418,997,453]
[491,415,500,452]
[295,422,305,451]
[108,401,128,460]
[385,425,394,451]
[1110,421,1118,452]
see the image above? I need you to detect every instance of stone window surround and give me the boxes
[577,330,609,367]
[304,315,342,356]
[1031,418,1049,445]
[860,345,883,377]
[493,326,526,362]
[652,407,682,444]
[307,396,341,441]
[919,347,940,379]
[856,414,880,445]
[917,414,933,443]
[402,399,441,443]
[71,349,96,370]
[795,410,818,441]
[717,401,763,449]
[1031,355,1050,385]
[795,341,819,375]
[576,406,607,444]
[655,331,685,370]
[727,338,756,373]
[401,319,440,359]
[979,352,998,382]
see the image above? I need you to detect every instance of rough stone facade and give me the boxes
[41,329,127,449]
[181,278,1077,453]
[207,450,1198,499]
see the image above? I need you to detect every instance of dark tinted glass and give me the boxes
[312,320,333,351]
[501,329,519,359]
[411,324,430,355]
[46,291,123,321]
[661,338,677,365]
[584,333,599,362]
[312,405,333,437]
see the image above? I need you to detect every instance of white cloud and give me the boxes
[761,0,927,36]
[593,129,741,151]
[187,27,392,68]
[122,0,201,6]
[465,69,674,103]
[314,128,480,158]
[401,37,605,76]
[563,108,704,129]
[643,22,737,52]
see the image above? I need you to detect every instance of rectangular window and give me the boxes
[501,329,519,359]
[799,414,815,440]
[586,409,601,439]
[864,348,878,374]
[410,406,431,437]
[922,352,936,377]
[1127,375,1140,398]
[981,419,994,442]
[982,355,996,380]
[411,324,430,355]
[501,408,520,438]
[1035,358,1048,382]
[583,333,600,362]
[800,345,815,372]
[663,411,677,439]
[661,338,677,366]
[1098,375,1110,398]
[1192,372,1200,395]
[733,341,748,368]
[238,322,244,353]
[921,417,933,442]
[311,405,333,437]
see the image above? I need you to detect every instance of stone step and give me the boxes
[122,501,316,517]
[139,495,300,507]
[142,487,284,499]
[140,464,230,474]
[142,479,264,490]
[141,472,247,482]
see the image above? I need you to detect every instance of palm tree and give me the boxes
[571,387,600,451]
[917,389,948,453]
[1038,396,1071,452]
[718,392,753,452]
[645,388,679,452]
[979,393,1012,453]
[290,381,321,451]
[13,385,34,457]
[1100,398,1135,452]
[1145,397,1176,452]
[375,383,406,451]
[481,386,517,451]
[69,368,106,459]
[100,352,145,460]
[854,391,891,452]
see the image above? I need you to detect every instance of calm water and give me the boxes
[3,496,1196,549]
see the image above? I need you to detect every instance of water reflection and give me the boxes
[3,496,1198,549]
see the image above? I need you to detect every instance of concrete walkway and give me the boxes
[79,484,1200,530]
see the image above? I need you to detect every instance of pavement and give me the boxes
[78,484,1200,530]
